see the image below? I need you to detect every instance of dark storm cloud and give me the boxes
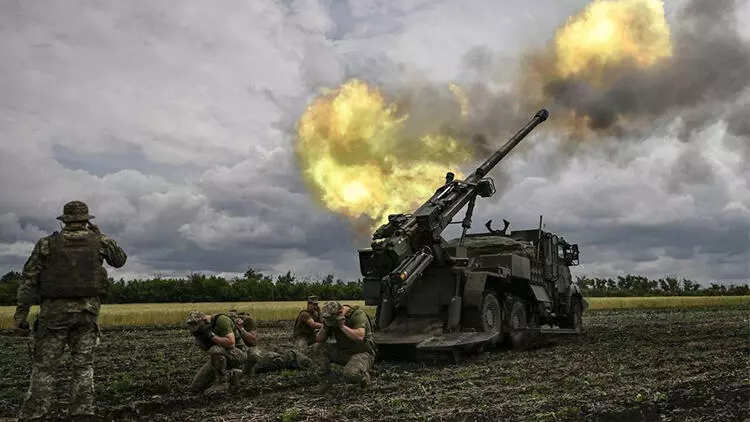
[568,218,749,259]
[0,0,747,285]
[665,146,716,192]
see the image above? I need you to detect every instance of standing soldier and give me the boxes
[312,301,376,387]
[13,200,127,422]
[292,296,322,349]
[185,310,247,394]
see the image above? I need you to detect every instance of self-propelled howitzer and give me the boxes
[358,109,588,360]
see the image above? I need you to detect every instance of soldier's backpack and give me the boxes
[194,312,245,351]
[39,231,106,299]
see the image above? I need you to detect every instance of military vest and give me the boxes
[39,231,106,299]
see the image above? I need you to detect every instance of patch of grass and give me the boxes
[0,301,375,329]
[1,296,747,329]
[279,408,301,422]
[585,295,750,309]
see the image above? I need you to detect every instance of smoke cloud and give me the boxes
[542,0,750,140]
[376,0,750,151]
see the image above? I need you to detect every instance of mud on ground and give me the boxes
[0,305,748,421]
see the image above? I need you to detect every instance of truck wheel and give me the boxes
[463,291,502,335]
[507,296,531,350]
[570,298,583,334]
[479,291,502,333]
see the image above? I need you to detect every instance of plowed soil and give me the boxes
[1,305,747,421]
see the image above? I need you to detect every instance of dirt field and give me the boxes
[1,305,747,421]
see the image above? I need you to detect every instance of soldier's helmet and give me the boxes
[56,200,95,223]
[321,301,341,320]
[185,310,208,333]
[307,295,318,305]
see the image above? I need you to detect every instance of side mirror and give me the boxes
[563,244,580,266]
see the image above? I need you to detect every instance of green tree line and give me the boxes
[575,274,749,297]
[0,269,747,305]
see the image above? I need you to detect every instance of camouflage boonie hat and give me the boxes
[321,301,341,320]
[185,310,207,325]
[307,295,318,304]
[57,200,95,223]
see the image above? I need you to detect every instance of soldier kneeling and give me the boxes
[186,310,247,394]
[292,296,322,350]
[311,301,376,387]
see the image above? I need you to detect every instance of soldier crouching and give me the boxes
[185,310,247,394]
[310,301,376,387]
[292,295,322,350]
[229,310,262,374]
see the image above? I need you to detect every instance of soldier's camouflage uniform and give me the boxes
[292,297,321,350]
[234,312,312,375]
[250,348,312,373]
[229,311,262,374]
[311,301,376,387]
[13,201,127,421]
[187,311,248,394]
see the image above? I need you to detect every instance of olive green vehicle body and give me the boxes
[355,109,588,358]
[361,222,586,355]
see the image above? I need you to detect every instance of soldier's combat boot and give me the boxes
[228,369,243,387]
[204,374,230,395]
[318,361,330,376]
[360,372,372,388]
[289,350,311,369]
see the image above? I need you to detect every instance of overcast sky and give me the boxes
[1,0,748,285]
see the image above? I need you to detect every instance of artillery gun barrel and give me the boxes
[466,109,549,184]
[422,108,550,231]
[372,109,551,317]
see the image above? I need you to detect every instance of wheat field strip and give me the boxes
[0,296,747,329]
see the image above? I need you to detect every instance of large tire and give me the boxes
[463,290,502,335]
[569,298,583,334]
[506,296,533,350]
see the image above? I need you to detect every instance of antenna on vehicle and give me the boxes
[535,215,543,260]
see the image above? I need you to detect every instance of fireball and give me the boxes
[295,79,473,232]
[554,0,673,83]
[294,0,676,230]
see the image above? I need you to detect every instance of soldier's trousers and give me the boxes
[19,311,99,420]
[293,336,310,351]
[243,346,261,373]
[190,345,247,393]
[310,343,374,384]
[251,348,312,373]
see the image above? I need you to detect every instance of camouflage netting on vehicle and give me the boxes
[444,235,536,259]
